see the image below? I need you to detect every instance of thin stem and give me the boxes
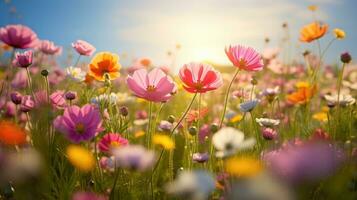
[25,68,36,101]
[219,69,240,128]
[74,55,81,67]
[147,101,153,148]
[197,93,201,151]
[170,93,198,135]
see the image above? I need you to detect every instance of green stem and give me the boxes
[219,69,240,128]
[147,101,153,148]
[25,68,36,101]
[74,55,81,67]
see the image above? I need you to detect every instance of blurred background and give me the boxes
[1,0,356,71]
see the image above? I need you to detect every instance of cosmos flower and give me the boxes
[53,104,103,143]
[0,121,27,146]
[0,24,38,49]
[165,170,215,200]
[38,40,62,55]
[225,156,263,177]
[333,28,345,40]
[98,133,128,153]
[287,85,315,105]
[91,93,118,105]
[300,22,328,43]
[239,99,260,112]
[112,145,155,171]
[225,45,263,71]
[66,145,95,172]
[20,95,35,112]
[212,127,255,158]
[262,127,278,140]
[152,134,175,150]
[127,68,176,102]
[256,118,280,127]
[192,152,209,163]
[48,68,66,85]
[324,94,355,107]
[263,141,344,183]
[158,120,173,132]
[88,52,121,81]
[179,62,223,93]
[72,40,96,56]
[10,91,23,105]
[11,70,28,89]
[13,50,33,68]
[50,90,67,109]
[66,66,86,81]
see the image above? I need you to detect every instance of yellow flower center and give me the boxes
[147,85,156,92]
[238,59,247,68]
[75,123,85,134]
[110,141,120,148]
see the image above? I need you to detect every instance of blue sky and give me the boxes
[1,0,356,69]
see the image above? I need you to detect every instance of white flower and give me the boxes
[239,99,260,112]
[166,170,215,200]
[324,94,356,107]
[212,127,255,158]
[66,66,86,81]
[91,93,118,105]
[256,118,280,127]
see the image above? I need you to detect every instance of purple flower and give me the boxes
[53,104,103,143]
[112,145,155,171]
[262,141,344,183]
[50,90,67,109]
[20,95,34,112]
[10,92,23,105]
[158,120,173,132]
[13,50,33,68]
[192,152,209,163]
[65,91,77,101]
[0,24,38,49]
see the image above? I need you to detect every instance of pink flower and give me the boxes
[225,45,263,71]
[48,68,66,85]
[179,62,223,93]
[72,40,96,56]
[53,104,103,143]
[98,133,129,153]
[0,24,38,49]
[13,50,33,68]
[38,40,62,55]
[20,95,34,112]
[127,68,176,102]
[72,191,107,200]
[50,90,67,109]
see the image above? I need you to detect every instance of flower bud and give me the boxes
[41,69,49,77]
[210,123,219,133]
[10,92,23,105]
[340,52,352,64]
[65,91,77,101]
[188,126,197,136]
[119,106,129,117]
[262,128,278,140]
[167,115,175,123]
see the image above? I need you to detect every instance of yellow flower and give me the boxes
[333,28,346,39]
[230,114,243,123]
[313,112,328,122]
[66,145,95,172]
[153,134,175,150]
[88,52,121,81]
[308,5,318,12]
[225,157,263,177]
[295,81,310,88]
[134,130,145,138]
[322,106,329,112]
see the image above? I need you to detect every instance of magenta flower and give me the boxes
[72,40,96,56]
[225,45,263,71]
[127,68,176,102]
[50,90,67,109]
[38,40,62,55]
[10,92,23,105]
[20,95,34,112]
[48,68,66,85]
[179,62,223,93]
[98,133,128,153]
[13,50,33,68]
[0,24,38,49]
[53,104,103,143]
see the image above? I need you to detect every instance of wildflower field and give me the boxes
[0,1,356,200]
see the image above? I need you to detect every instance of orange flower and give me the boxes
[287,85,316,104]
[300,22,328,43]
[88,52,121,81]
[0,121,27,145]
[186,107,209,123]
